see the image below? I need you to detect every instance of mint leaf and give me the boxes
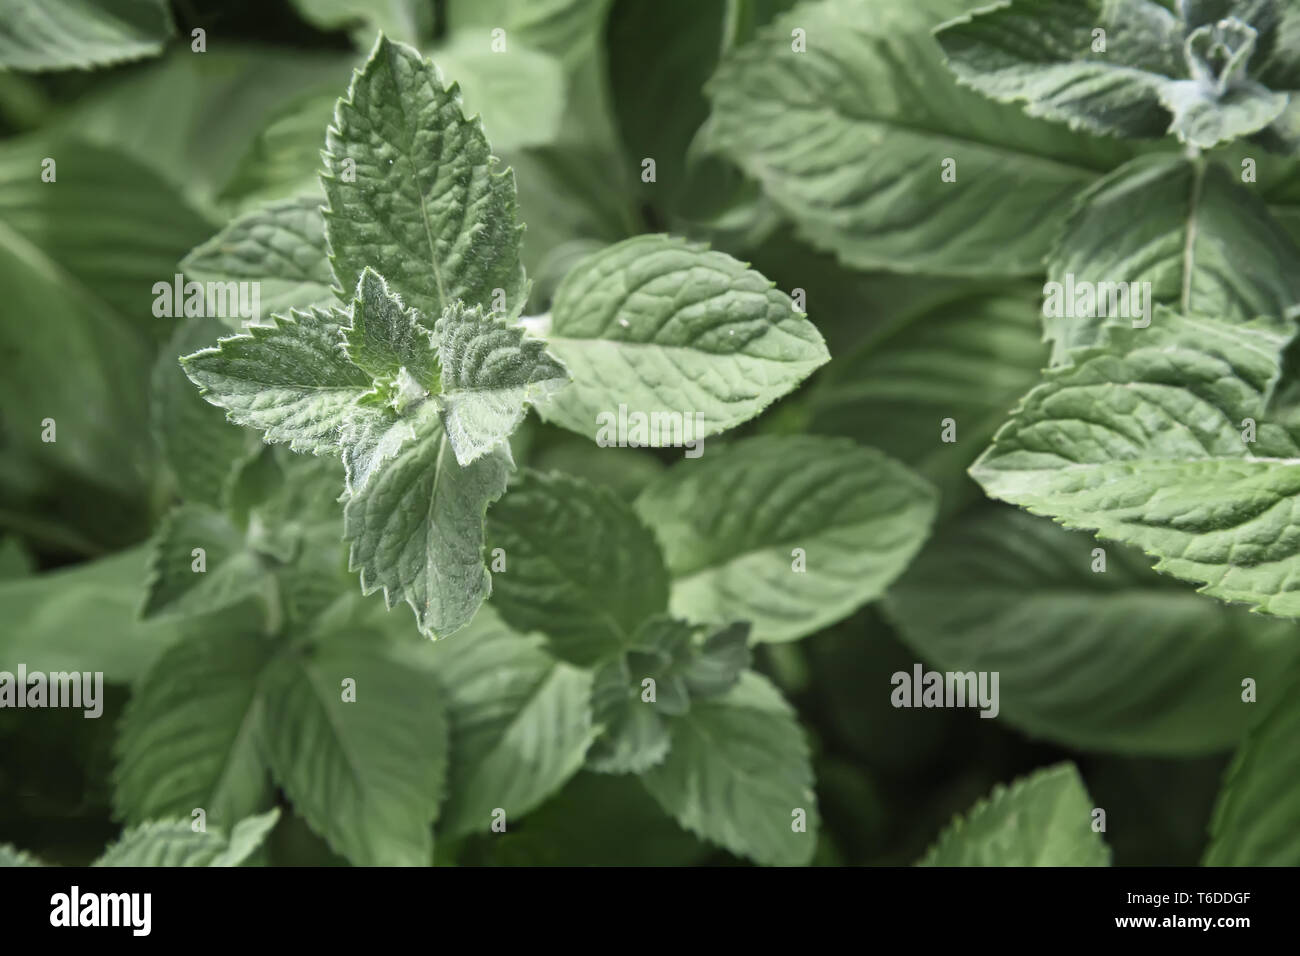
[971,308,1300,615]
[918,763,1110,866]
[937,0,1295,149]
[432,608,596,839]
[322,35,527,319]
[588,617,751,775]
[435,301,569,465]
[141,505,271,620]
[343,400,512,638]
[114,629,274,829]
[93,810,281,867]
[588,655,673,775]
[539,235,827,442]
[1046,155,1300,363]
[341,268,439,390]
[706,0,1132,276]
[887,507,1298,754]
[486,470,670,665]
[181,196,336,322]
[182,308,374,455]
[0,0,174,72]
[259,639,449,866]
[937,0,1187,138]
[640,672,818,866]
[1204,665,1300,865]
[635,436,938,643]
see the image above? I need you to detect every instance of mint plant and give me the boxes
[5,0,1300,874]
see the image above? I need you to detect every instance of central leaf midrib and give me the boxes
[382,40,446,308]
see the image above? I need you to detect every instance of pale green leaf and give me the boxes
[1204,665,1300,864]
[706,0,1132,276]
[635,436,938,643]
[93,809,280,867]
[1046,155,1300,363]
[182,308,373,455]
[0,0,174,72]
[344,400,512,638]
[919,763,1110,866]
[435,301,569,465]
[260,640,448,866]
[486,470,670,665]
[114,630,274,829]
[322,36,527,319]
[971,308,1300,616]
[181,196,336,323]
[539,235,828,442]
[887,507,1299,754]
[640,672,818,866]
[431,607,596,838]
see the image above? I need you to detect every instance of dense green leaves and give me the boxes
[540,235,828,442]
[706,0,1131,275]
[322,36,528,319]
[641,672,818,866]
[1204,665,1300,865]
[971,308,1300,615]
[887,508,1299,754]
[919,764,1110,866]
[636,436,937,642]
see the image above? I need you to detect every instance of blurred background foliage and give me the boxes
[0,0,1277,865]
